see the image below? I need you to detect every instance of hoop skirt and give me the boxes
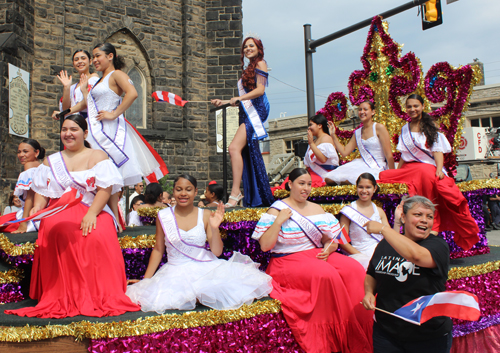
[379,162,479,250]
[239,85,274,207]
[126,208,272,312]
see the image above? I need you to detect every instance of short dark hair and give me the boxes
[207,183,224,201]
[144,183,163,204]
[355,172,379,195]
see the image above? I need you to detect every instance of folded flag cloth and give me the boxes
[152,91,188,107]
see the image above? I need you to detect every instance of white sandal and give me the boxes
[225,193,244,208]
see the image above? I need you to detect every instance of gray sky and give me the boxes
[242,0,500,118]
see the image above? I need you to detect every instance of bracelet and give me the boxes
[378,225,386,234]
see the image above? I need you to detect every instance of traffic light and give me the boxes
[421,0,443,30]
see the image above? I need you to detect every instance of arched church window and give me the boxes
[126,66,146,128]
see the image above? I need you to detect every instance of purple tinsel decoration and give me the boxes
[452,313,500,337]
[0,282,24,304]
[89,312,305,353]
[122,248,168,280]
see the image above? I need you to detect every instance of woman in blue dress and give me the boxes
[211,36,274,207]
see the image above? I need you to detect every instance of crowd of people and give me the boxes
[0,35,482,353]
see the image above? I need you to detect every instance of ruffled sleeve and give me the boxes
[396,135,405,153]
[251,213,276,241]
[255,68,268,87]
[14,168,35,194]
[430,132,452,153]
[312,143,337,162]
[32,164,66,199]
[91,159,124,195]
[315,213,341,239]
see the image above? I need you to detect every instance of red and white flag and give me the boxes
[152,91,188,107]
[0,188,83,226]
[391,291,480,325]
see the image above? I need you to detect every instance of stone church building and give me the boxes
[0,0,243,209]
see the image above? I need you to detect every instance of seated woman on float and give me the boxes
[324,100,394,185]
[339,173,390,269]
[272,113,337,192]
[253,168,372,353]
[126,174,272,313]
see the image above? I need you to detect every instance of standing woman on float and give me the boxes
[324,100,394,185]
[51,49,100,119]
[378,94,479,251]
[66,43,168,228]
[211,36,274,207]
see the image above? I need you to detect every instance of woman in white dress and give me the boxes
[325,101,394,185]
[339,173,390,269]
[51,49,100,120]
[126,174,272,313]
[66,43,168,230]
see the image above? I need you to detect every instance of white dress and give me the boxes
[397,130,452,164]
[127,210,143,226]
[126,208,272,313]
[346,201,382,269]
[325,123,387,185]
[87,71,167,186]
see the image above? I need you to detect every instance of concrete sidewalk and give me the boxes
[486,229,500,246]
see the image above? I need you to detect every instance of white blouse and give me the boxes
[397,131,452,164]
[31,159,123,206]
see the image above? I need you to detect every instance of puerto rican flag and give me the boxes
[392,291,480,325]
[331,225,350,245]
[0,188,83,226]
[152,91,188,107]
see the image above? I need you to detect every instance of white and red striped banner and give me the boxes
[0,188,83,226]
[152,91,188,107]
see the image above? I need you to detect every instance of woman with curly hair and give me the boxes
[379,94,478,251]
[211,36,274,208]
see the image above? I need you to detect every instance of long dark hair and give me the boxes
[93,43,126,70]
[144,183,163,204]
[20,139,45,160]
[285,168,310,191]
[63,115,91,148]
[407,94,438,148]
[240,37,265,89]
[174,174,198,189]
[309,113,329,134]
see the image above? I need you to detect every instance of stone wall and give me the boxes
[0,0,243,211]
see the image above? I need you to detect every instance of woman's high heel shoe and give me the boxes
[225,193,244,208]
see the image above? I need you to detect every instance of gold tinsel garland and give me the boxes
[0,299,282,342]
[0,268,24,284]
[447,259,500,280]
[0,233,35,256]
[118,234,157,249]
[136,206,166,218]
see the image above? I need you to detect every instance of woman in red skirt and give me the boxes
[5,115,140,318]
[379,94,479,250]
[252,168,372,353]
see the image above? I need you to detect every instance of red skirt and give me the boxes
[0,212,20,233]
[4,202,140,318]
[271,167,326,194]
[267,249,373,353]
[379,162,479,250]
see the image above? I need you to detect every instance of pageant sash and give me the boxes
[158,208,217,262]
[401,124,447,174]
[237,79,268,140]
[48,153,88,195]
[271,200,323,248]
[304,147,337,178]
[355,126,382,169]
[86,89,129,167]
[340,205,383,242]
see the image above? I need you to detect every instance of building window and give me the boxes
[470,117,500,128]
[284,139,302,154]
[126,67,146,128]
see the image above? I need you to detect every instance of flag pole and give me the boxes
[374,307,421,326]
